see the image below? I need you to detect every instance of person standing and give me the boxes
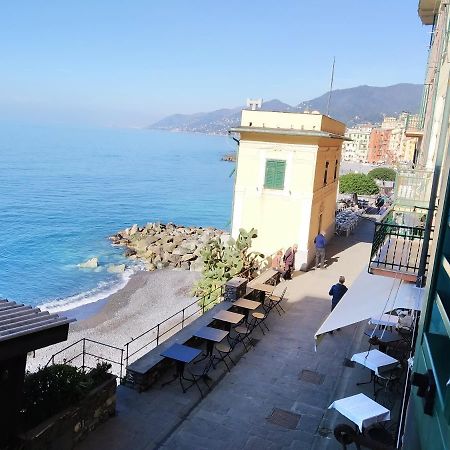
[282,244,298,280]
[314,231,326,269]
[329,276,348,311]
[271,250,285,272]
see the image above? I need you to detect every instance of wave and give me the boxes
[40,266,140,314]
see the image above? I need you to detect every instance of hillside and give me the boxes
[148,83,422,134]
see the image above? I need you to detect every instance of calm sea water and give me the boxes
[0,122,235,310]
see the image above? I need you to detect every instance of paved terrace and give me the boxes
[78,217,396,450]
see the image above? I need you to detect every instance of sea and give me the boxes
[0,122,235,312]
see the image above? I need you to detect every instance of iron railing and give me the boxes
[45,265,256,382]
[369,222,431,275]
[45,337,125,380]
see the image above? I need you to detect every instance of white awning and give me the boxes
[314,270,424,342]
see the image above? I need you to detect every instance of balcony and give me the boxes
[369,209,431,282]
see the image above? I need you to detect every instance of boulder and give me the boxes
[129,224,139,236]
[124,248,137,257]
[190,257,204,272]
[78,257,99,269]
[172,235,185,246]
[168,254,181,264]
[180,262,190,270]
[180,253,196,262]
[107,264,126,273]
[181,241,197,252]
[146,263,157,271]
[162,242,176,253]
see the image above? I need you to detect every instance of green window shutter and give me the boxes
[264,159,286,190]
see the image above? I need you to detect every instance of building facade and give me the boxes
[341,127,372,162]
[230,110,346,270]
[368,128,393,164]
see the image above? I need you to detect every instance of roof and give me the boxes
[0,299,75,359]
[229,126,350,141]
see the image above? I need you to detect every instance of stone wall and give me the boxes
[18,376,116,450]
[110,222,226,272]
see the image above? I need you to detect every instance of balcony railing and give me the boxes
[369,209,432,281]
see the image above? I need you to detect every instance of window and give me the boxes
[334,159,338,180]
[324,161,329,185]
[264,159,286,190]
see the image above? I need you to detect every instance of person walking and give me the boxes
[314,231,326,269]
[329,276,348,311]
[282,244,297,280]
[328,276,348,334]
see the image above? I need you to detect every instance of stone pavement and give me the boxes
[78,218,380,450]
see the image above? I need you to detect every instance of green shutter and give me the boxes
[264,159,286,190]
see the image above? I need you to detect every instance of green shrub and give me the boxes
[20,362,112,430]
[367,167,396,181]
[339,173,379,195]
[193,228,263,310]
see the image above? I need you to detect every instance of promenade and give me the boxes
[79,217,377,450]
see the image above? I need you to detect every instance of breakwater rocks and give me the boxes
[109,222,226,272]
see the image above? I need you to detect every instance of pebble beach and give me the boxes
[27,269,201,373]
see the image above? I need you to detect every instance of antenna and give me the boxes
[247,98,263,111]
[326,57,336,117]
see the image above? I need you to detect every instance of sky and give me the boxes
[0,1,430,127]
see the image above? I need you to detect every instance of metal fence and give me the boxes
[45,266,256,382]
[45,338,125,380]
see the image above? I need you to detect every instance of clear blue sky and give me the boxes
[0,1,430,127]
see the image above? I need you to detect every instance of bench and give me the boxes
[125,302,232,392]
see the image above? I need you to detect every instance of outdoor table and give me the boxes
[369,314,398,329]
[213,310,245,331]
[161,343,202,393]
[328,393,390,432]
[250,283,276,294]
[233,298,260,319]
[193,326,228,358]
[351,349,399,376]
[365,329,402,352]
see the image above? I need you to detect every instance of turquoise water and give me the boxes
[0,123,234,310]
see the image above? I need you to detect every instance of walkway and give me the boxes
[78,219,377,450]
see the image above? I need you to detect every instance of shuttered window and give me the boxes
[264,159,286,190]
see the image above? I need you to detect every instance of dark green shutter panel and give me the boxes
[264,159,286,189]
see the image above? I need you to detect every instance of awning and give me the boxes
[314,270,424,342]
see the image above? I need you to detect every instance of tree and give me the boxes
[339,173,379,195]
[367,167,396,182]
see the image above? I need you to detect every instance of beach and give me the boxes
[27,269,201,373]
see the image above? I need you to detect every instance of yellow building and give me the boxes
[230,109,347,270]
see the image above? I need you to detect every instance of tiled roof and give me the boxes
[0,299,74,343]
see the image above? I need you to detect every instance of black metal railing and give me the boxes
[369,222,432,275]
[45,338,125,380]
[45,265,257,382]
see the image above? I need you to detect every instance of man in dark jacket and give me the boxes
[282,244,298,280]
[329,276,348,311]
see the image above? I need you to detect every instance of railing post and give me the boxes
[156,324,160,346]
[120,348,124,383]
[82,339,86,371]
[182,308,185,328]
[125,343,129,368]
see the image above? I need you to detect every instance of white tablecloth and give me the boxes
[369,314,398,328]
[329,393,390,432]
[351,349,399,375]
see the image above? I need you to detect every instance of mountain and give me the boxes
[297,83,423,125]
[148,83,422,134]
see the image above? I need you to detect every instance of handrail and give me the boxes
[45,264,258,383]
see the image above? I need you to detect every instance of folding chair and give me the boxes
[265,287,287,316]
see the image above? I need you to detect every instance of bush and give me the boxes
[367,167,396,181]
[193,228,263,310]
[339,173,379,195]
[20,362,112,430]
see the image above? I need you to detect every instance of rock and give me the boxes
[173,235,184,246]
[78,257,99,269]
[124,248,136,257]
[162,242,176,253]
[146,263,157,271]
[169,254,182,264]
[181,240,197,252]
[190,257,204,272]
[180,253,196,262]
[129,224,139,236]
[180,262,190,270]
[107,264,126,273]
